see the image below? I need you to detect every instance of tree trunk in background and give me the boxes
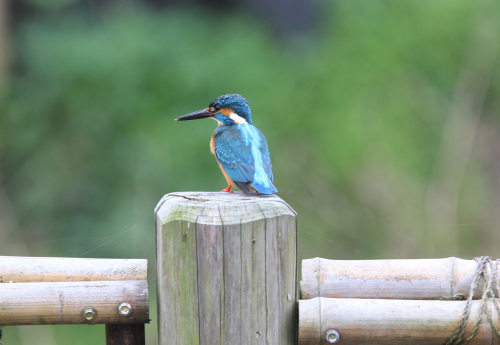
[0,0,8,88]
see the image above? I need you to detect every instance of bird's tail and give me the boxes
[235,181,278,195]
[235,182,254,194]
[254,185,278,194]
[251,182,278,195]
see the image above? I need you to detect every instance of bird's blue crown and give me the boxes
[210,94,253,125]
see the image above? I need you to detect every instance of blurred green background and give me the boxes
[1,0,500,343]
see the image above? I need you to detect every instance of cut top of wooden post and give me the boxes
[155,192,296,226]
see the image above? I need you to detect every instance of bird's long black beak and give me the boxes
[175,108,214,121]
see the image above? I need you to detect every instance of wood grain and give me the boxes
[155,192,297,345]
[0,256,146,283]
[300,257,497,300]
[299,297,500,345]
[0,280,149,325]
[156,218,199,345]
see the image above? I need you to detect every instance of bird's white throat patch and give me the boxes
[229,112,248,124]
[211,117,224,126]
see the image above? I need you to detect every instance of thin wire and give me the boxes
[79,225,138,256]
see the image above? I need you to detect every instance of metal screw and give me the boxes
[118,302,133,316]
[325,329,340,344]
[82,306,97,321]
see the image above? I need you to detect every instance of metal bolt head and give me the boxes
[82,306,97,321]
[118,302,133,316]
[325,329,340,344]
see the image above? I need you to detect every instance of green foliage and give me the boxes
[2,0,500,267]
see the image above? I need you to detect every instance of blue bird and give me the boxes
[176,94,278,195]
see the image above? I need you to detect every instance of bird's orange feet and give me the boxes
[221,185,233,193]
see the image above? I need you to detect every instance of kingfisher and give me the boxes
[175,94,278,195]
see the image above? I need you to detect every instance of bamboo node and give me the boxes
[444,256,500,345]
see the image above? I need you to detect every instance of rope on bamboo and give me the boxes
[444,256,500,345]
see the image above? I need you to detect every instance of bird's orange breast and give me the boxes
[210,131,216,155]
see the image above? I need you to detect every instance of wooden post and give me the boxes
[106,324,145,345]
[155,192,297,345]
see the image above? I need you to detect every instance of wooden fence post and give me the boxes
[106,324,145,345]
[155,192,297,345]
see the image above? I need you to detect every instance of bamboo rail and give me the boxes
[301,257,498,300]
[155,192,297,345]
[0,280,148,325]
[299,297,500,345]
[0,256,149,345]
[0,256,146,283]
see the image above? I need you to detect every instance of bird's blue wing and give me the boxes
[259,133,274,182]
[214,126,255,183]
[215,125,277,194]
[250,127,277,193]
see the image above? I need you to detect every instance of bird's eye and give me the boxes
[214,105,221,111]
